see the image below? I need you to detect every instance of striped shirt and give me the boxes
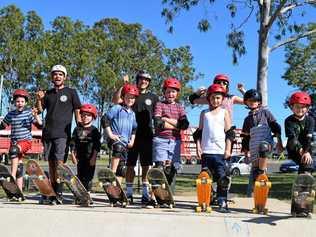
[154,101,186,139]
[3,108,35,141]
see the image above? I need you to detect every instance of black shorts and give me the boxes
[127,138,153,167]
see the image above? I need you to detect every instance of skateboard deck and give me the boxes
[0,164,25,201]
[291,173,316,217]
[253,173,271,214]
[56,164,91,206]
[196,170,212,213]
[25,159,56,198]
[97,168,128,207]
[147,168,175,208]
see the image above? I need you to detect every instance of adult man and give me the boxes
[112,71,158,207]
[36,65,81,203]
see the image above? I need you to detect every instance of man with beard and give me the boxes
[36,65,81,204]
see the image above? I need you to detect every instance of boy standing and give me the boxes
[285,92,314,173]
[0,89,42,191]
[70,104,101,194]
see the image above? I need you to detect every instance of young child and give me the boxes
[195,84,234,211]
[285,92,314,173]
[70,104,101,197]
[153,77,189,186]
[0,89,42,192]
[241,89,283,197]
[103,84,138,181]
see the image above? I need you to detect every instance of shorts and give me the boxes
[201,153,227,182]
[127,137,153,167]
[152,137,181,164]
[10,140,32,159]
[43,138,68,162]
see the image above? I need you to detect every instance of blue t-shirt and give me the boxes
[106,105,137,145]
[3,108,36,141]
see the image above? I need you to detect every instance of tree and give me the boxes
[161,0,316,105]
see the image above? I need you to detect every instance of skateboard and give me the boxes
[253,173,271,214]
[147,168,175,208]
[97,168,128,207]
[56,164,91,206]
[195,170,212,213]
[25,159,56,202]
[291,173,316,217]
[0,164,25,201]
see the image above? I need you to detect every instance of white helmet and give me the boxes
[51,65,67,77]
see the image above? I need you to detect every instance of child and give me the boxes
[241,89,283,197]
[70,104,101,197]
[0,89,42,192]
[153,77,189,187]
[103,84,138,181]
[195,84,234,211]
[285,92,314,173]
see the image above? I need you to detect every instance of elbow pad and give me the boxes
[193,129,202,143]
[270,121,281,135]
[225,126,236,142]
[241,135,250,152]
[188,93,200,105]
[177,116,189,130]
[154,117,165,130]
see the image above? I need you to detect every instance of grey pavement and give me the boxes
[0,193,315,237]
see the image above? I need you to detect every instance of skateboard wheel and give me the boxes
[99,182,103,187]
[252,208,258,214]
[267,182,272,188]
[310,190,315,198]
[207,179,211,184]
[206,207,212,213]
[196,179,201,185]
[18,197,23,202]
[264,208,268,215]
[122,202,127,208]
[56,178,61,184]
[195,206,202,213]
[38,175,44,180]
[161,183,166,189]
[6,177,11,182]
[254,181,260,187]
[169,204,173,209]
[293,191,299,197]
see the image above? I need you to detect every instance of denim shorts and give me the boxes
[152,137,181,164]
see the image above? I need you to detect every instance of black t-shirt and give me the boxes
[132,91,159,138]
[70,125,101,160]
[285,114,315,152]
[42,87,81,139]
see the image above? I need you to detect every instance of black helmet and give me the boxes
[136,70,151,82]
[244,89,262,102]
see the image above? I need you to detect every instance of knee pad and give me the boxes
[258,141,272,158]
[154,161,164,169]
[116,160,127,177]
[287,138,300,154]
[16,163,24,179]
[253,168,264,181]
[9,144,20,159]
[112,142,126,153]
[218,176,230,191]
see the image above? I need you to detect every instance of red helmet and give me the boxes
[163,77,181,90]
[289,92,311,106]
[207,84,227,97]
[213,74,230,83]
[13,89,30,101]
[80,104,97,119]
[122,84,139,97]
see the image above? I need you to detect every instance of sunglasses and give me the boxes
[214,80,229,86]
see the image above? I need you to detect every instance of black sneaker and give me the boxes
[141,196,157,209]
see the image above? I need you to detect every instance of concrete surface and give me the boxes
[0,193,315,237]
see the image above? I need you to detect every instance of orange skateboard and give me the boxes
[195,170,212,213]
[253,173,271,214]
[25,160,56,201]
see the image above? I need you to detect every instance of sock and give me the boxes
[142,182,150,199]
[126,182,133,197]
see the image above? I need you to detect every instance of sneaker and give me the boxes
[218,199,229,213]
[141,196,157,209]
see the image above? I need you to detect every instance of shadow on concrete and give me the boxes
[242,214,292,226]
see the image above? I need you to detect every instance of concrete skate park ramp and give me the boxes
[0,195,315,237]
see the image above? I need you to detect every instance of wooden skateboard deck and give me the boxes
[97,168,128,207]
[147,168,175,208]
[253,173,271,214]
[291,173,316,217]
[0,164,25,201]
[196,170,212,213]
[56,164,91,206]
[25,159,56,198]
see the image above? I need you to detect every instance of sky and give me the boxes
[0,0,315,130]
